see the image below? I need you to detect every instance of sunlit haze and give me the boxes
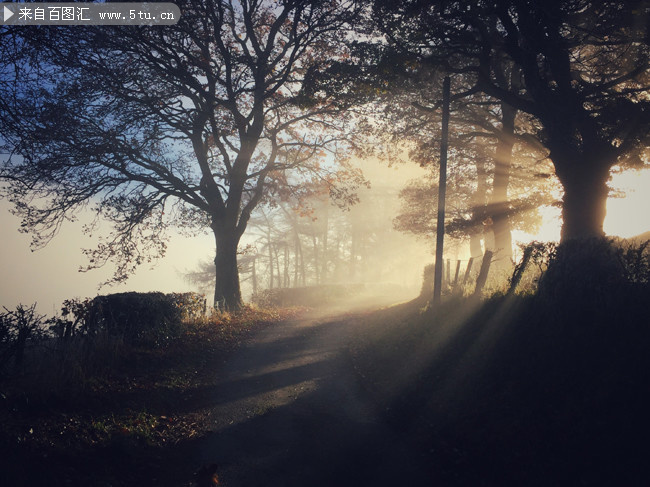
[2,162,649,315]
[605,168,650,238]
[511,168,650,245]
[1,157,432,314]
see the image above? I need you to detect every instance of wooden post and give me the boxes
[462,257,474,288]
[474,250,493,296]
[453,259,461,292]
[433,76,451,304]
[446,259,451,287]
[507,245,533,295]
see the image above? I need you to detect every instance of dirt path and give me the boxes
[194,306,433,487]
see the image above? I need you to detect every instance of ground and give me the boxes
[196,306,433,486]
[6,289,650,485]
[0,299,435,486]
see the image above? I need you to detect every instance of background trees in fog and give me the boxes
[3,0,650,306]
[186,167,428,299]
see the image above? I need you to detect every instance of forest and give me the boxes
[1,1,650,485]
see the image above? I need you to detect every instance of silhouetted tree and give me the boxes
[372,0,650,241]
[0,0,362,310]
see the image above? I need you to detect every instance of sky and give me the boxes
[0,199,215,315]
[1,163,649,316]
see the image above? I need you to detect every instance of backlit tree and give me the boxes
[0,0,362,310]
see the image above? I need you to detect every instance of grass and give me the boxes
[0,305,303,487]
[350,285,650,485]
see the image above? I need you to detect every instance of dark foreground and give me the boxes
[0,307,303,486]
[352,290,650,486]
[4,276,650,486]
[1,299,435,487]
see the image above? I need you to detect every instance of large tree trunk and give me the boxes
[556,158,610,240]
[490,102,516,270]
[470,156,489,259]
[213,226,242,311]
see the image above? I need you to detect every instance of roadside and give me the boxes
[350,293,650,486]
[1,295,433,487]
[0,307,302,486]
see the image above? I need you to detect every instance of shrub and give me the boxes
[617,239,650,284]
[48,298,92,340]
[84,292,184,347]
[507,241,557,294]
[532,237,650,326]
[168,292,206,320]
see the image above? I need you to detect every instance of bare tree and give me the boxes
[0,0,362,310]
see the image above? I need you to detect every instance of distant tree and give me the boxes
[0,0,362,310]
[372,0,650,241]
[0,303,46,368]
[394,163,550,260]
[301,18,554,270]
[341,63,552,267]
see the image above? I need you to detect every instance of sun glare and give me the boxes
[604,168,650,238]
[512,168,650,247]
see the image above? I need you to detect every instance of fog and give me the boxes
[186,156,433,304]
[2,160,650,315]
[0,156,433,314]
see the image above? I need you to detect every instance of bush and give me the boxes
[84,292,184,347]
[167,292,206,320]
[48,298,92,340]
[530,237,650,328]
[617,238,650,284]
[53,291,205,347]
[507,241,557,294]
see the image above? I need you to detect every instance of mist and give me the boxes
[185,156,432,309]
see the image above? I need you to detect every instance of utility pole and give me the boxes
[433,76,450,304]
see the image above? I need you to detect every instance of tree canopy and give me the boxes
[0,0,363,310]
[372,0,650,240]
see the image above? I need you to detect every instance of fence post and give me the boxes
[474,250,493,297]
[453,260,462,292]
[507,245,533,295]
